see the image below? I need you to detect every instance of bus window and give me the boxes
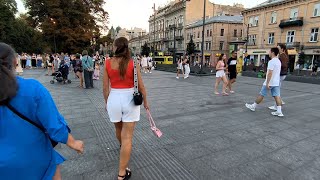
[168,58,173,61]
[155,57,165,62]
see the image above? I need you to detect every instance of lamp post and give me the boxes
[50,18,57,53]
[244,24,250,71]
[200,0,206,73]
[173,17,177,63]
[152,3,156,58]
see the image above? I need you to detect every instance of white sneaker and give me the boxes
[144,72,147,74]
[149,71,152,74]
[268,106,277,111]
[282,101,285,105]
[271,111,284,117]
[245,103,256,112]
[176,77,179,79]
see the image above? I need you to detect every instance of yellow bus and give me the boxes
[153,56,173,65]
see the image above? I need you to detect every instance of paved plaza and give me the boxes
[23,69,320,180]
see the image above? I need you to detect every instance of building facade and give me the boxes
[129,34,149,55]
[185,15,243,64]
[242,0,320,71]
[116,28,147,40]
[148,0,244,57]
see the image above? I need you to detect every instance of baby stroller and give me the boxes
[50,60,71,84]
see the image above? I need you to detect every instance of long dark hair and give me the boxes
[0,43,18,102]
[114,37,131,79]
[218,54,225,61]
[278,44,288,55]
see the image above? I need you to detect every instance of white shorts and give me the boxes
[107,88,140,123]
[216,70,226,78]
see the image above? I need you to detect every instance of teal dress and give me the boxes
[0,77,70,179]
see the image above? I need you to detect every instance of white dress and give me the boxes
[141,57,148,67]
[184,64,190,78]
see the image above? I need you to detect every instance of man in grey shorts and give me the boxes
[245,47,284,117]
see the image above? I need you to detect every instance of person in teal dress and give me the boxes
[0,43,85,180]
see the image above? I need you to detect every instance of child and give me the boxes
[93,63,100,80]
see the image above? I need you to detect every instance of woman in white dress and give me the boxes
[183,58,190,79]
[141,55,148,73]
[26,54,32,68]
[176,58,184,79]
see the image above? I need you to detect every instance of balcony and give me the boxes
[175,36,184,40]
[279,17,303,28]
[229,37,247,45]
[162,38,169,42]
[178,23,183,29]
[168,48,175,52]
[281,42,301,48]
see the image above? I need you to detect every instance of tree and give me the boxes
[0,1,48,53]
[186,36,196,55]
[141,42,150,56]
[116,26,122,33]
[24,0,108,53]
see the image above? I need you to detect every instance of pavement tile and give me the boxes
[233,141,273,160]
[200,135,236,153]
[255,134,293,150]
[276,127,319,141]
[268,147,315,170]
[224,129,259,144]
[285,166,320,180]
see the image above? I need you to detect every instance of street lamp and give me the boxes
[200,0,206,73]
[50,18,57,53]
[173,17,177,64]
[152,3,156,58]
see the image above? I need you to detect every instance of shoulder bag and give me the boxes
[133,58,143,105]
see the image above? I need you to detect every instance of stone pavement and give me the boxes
[22,69,320,180]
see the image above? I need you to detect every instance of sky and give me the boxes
[16,0,265,32]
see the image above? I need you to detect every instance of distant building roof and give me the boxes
[243,0,293,13]
[186,15,243,29]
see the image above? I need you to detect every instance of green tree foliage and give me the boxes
[186,36,196,55]
[23,0,108,53]
[141,42,150,56]
[0,1,48,53]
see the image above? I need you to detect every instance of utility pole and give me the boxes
[200,0,206,73]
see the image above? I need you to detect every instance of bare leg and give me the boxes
[228,79,236,92]
[176,69,180,77]
[215,77,222,93]
[255,95,264,104]
[114,122,123,145]
[118,122,136,179]
[274,96,282,106]
[222,76,229,94]
[53,165,61,180]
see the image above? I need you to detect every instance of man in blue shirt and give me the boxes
[81,50,94,89]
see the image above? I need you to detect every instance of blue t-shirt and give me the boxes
[0,77,69,180]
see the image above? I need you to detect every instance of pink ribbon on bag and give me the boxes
[146,110,163,138]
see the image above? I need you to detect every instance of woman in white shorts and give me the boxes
[103,37,149,180]
[214,54,229,96]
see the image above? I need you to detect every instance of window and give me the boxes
[207,30,209,37]
[310,28,319,42]
[314,3,320,17]
[286,31,295,44]
[234,29,237,37]
[208,42,211,50]
[205,42,208,50]
[271,12,277,24]
[198,32,200,38]
[220,29,224,36]
[249,17,254,26]
[248,35,257,45]
[290,8,298,19]
[268,33,275,44]
[254,16,259,26]
[219,41,224,50]
[240,29,243,37]
[210,30,212,37]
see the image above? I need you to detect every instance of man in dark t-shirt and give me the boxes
[226,51,238,93]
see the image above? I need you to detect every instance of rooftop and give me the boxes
[243,0,294,13]
[186,15,243,29]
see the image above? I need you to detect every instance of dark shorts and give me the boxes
[229,71,237,79]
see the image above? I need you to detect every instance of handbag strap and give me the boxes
[146,110,156,128]
[133,58,139,94]
[5,102,46,133]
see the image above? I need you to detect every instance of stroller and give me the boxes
[50,60,71,84]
